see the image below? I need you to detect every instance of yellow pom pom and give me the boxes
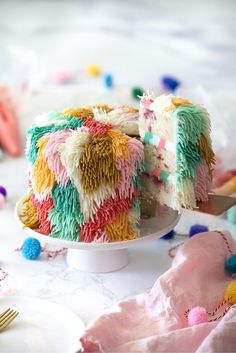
[224,281,236,305]
[86,64,101,77]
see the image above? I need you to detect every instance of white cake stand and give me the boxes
[15,200,181,273]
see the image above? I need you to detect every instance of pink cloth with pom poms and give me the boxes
[79,231,236,352]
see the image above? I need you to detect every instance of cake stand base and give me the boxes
[66,248,129,272]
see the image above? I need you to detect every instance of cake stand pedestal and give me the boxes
[66,248,129,272]
[15,200,181,273]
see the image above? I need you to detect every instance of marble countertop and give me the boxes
[1,0,236,327]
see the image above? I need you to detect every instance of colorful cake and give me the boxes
[140,94,215,211]
[20,104,144,242]
[20,94,215,243]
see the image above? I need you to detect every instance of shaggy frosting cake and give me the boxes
[139,94,215,211]
[20,94,215,242]
[20,104,144,242]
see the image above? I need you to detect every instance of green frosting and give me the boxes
[176,141,201,180]
[172,104,208,183]
[132,200,140,214]
[27,117,84,164]
[172,105,209,146]
[160,170,170,182]
[48,112,72,122]
[49,211,79,241]
[143,132,153,144]
[51,181,83,222]
[48,181,84,240]
[132,160,144,189]
[144,162,154,172]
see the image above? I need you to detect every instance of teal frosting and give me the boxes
[132,160,144,189]
[132,200,140,214]
[49,181,84,240]
[172,105,208,146]
[144,162,155,172]
[160,170,170,182]
[143,132,153,144]
[172,105,208,183]
[51,181,83,222]
[27,117,84,164]
[176,141,201,180]
[49,211,79,241]
[48,112,72,122]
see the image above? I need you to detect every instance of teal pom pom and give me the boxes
[225,254,236,274]
[22,237,42,260]
[189,224,209,237]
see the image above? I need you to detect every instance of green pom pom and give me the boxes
[132,87,144,100]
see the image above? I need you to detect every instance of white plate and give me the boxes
[0,296,85,353]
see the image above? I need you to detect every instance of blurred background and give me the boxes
[0,0,236,166]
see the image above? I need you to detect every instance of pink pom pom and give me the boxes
[188,306,207,326]
[0,194,5,209]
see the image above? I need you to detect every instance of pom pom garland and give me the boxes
[17,237,67,260]
[187,306,207,326]
[189,224,209,237]
[22,237,42,260]
[186,231,236,326]
[225,254,236,274]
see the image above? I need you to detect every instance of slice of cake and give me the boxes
[139,93,215,211]
[20,104,144,242]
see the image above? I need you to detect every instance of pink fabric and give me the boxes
[79,231,236,352]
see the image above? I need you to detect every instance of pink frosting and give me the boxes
[194,160,212,201]
[115,138,143,199]
[43,129,72,186]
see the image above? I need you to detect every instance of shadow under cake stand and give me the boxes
[15,200,181,273]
